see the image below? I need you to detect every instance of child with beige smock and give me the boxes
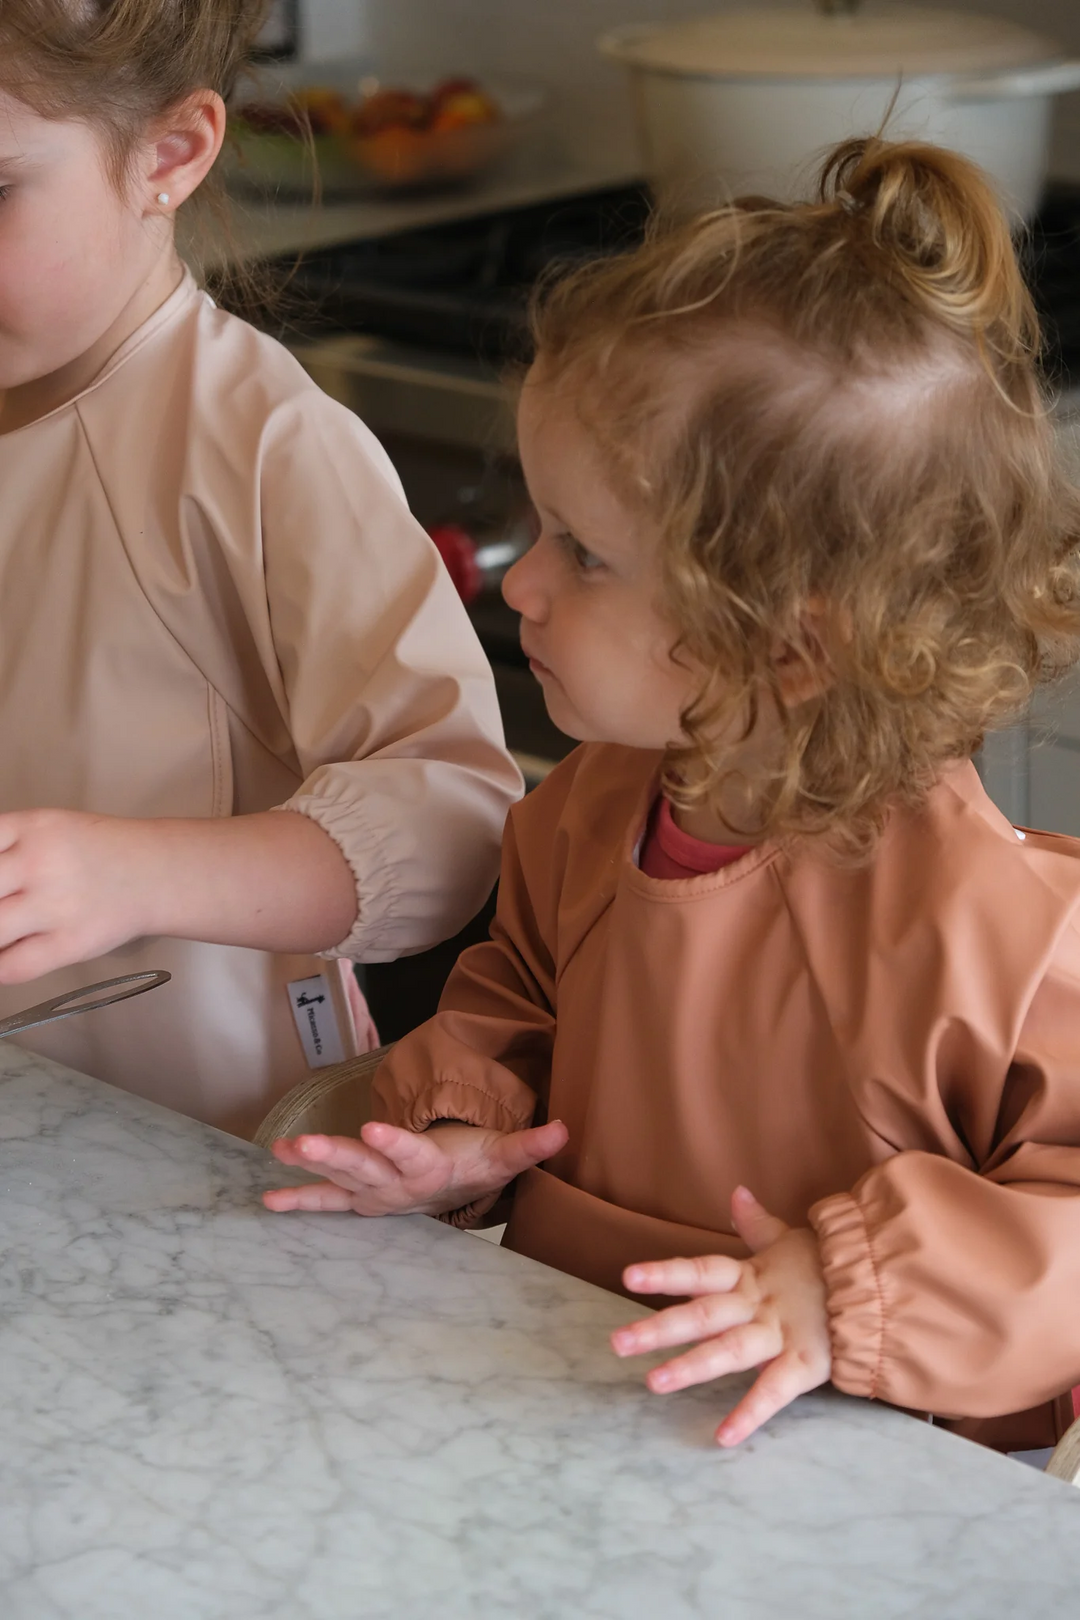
[267,138,1080,1454]
[0,1,521,1138]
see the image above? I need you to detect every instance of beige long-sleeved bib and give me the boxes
[0,274,521,1136]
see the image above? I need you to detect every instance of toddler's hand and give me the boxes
[611,1186,831,1446]
[263,1117,569,1219]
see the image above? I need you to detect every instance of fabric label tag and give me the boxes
[287,974,346,1069]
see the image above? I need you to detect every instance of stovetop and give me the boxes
[278,184,652,363]
[277,179,1080,388]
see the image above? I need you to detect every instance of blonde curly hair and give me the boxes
[529,138,1080,856]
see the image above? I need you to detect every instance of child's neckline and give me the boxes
[638,795,755,881]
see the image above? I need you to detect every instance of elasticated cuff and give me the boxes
[382,1074,534,1138]
[809,1191,887,1400]
[277,795,390,959]
[382,1075,532,1229]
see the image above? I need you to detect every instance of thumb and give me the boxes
[494,1118,568,1178]
[731,1185,789,1253]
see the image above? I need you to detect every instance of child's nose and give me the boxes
[502,544,549,623]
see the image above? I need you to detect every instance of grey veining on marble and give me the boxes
[2,1046,1079,1620]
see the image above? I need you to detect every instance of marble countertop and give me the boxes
[3,1046,1080,1620]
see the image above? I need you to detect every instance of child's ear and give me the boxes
[773,596,843,708]
[140,89,227,214]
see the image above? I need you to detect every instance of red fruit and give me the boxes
[428,524,482,604]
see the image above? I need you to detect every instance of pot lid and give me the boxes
[600,6,1060,79]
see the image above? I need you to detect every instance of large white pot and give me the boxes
[599,5,1080,219]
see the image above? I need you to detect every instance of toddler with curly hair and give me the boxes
[268,137,1080,1455]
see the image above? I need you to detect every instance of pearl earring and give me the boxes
[156,191,171,206]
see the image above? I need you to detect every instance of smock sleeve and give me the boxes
[809,916,1080,1420]
[256,390,522,962]
[370,756,576,1136]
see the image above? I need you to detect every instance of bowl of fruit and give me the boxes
[348,77,538,190]
[226,86,360,196]
[225,72,543,198]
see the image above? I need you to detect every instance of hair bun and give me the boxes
[819,136,1037,364]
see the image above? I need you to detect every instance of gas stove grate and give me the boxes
[276,185,652,363]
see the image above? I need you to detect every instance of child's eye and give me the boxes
[0,186,10,202]
[561,533,606,573]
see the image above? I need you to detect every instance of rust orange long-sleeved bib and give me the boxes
[374,744,1080,1449]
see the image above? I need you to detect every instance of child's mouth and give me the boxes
[521,641,555,681]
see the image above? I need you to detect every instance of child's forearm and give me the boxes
[0,805,358,984]
[133,809,358,952]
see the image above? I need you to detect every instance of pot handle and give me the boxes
[597,23,667,64]
[948,60,1080,102]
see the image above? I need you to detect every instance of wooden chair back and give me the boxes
[254,1044,393,1149]
[1047,1417,1080,1485]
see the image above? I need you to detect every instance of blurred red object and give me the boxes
[428,523,482,604]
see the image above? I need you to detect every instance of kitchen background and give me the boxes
[297,0,1080,180]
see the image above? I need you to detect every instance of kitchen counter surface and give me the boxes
[3,1044,1080,1620]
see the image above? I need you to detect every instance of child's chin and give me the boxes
[540,690,590,745]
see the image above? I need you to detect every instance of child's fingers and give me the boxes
[643,1320,780,1394]
[0,816,21,857]
[295,1132,406,1189]
[715,1348,819,1447]
[611,1291,755,1358]
[492,1119,569,1178]
[359,1120,449,1177]
[0,883,35,933]
[730,1186,789,1254]
[0,929,58,986]
[262,1181,357,1213]
[269,1137,315,1168]
[622,1253,744,1299]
